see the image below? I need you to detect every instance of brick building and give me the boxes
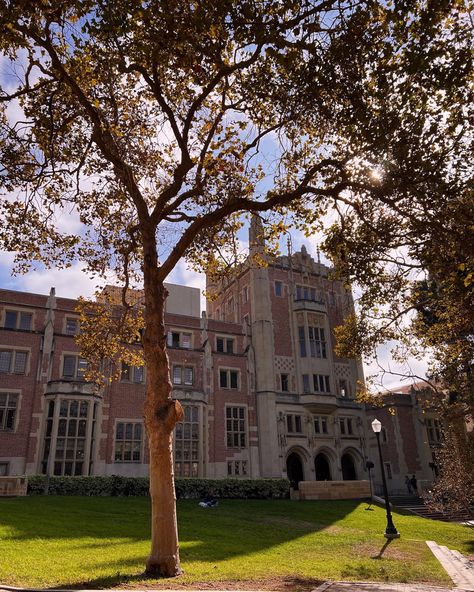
[0,220,436,491]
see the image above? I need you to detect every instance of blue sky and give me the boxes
[0,43,428,392]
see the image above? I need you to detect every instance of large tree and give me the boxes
[0,0,471,577]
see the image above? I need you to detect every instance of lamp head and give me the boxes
[371,418,382,433]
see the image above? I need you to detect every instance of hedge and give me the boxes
[27,475,290,499]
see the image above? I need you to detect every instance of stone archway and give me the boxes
[314,453,332,481]
[286,452,304,489]
[341,452,357,480]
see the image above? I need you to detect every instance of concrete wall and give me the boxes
[298,479,370,500]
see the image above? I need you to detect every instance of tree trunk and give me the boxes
[141,234,183,577]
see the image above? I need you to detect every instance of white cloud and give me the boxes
[13,263,104,299]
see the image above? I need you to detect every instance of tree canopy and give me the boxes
[0,0,472,576]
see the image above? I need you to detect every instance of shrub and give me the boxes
[27,475,289,498]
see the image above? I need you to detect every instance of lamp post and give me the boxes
[371,418,400,539]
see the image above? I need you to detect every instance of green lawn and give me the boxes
[0,497,472,590]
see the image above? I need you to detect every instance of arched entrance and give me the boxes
[286,452,304,489]
[314,453,332,481]
[341,453,357,480]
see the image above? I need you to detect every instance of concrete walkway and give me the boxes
[426,541,474,591]
[315,583,470,591]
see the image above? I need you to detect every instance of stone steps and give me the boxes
[391,496,473,523]
[426,540,474,591]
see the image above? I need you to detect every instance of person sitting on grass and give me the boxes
[199,490,218,508]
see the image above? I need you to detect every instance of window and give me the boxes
[167,331,192,349]
[286,414,303,434]
[302,374,310,393]
[216,337,234,354]
[313,374,331,393]
[41,399,97,476]
[0,393,18,431]
[65,318,79,335]
[329,291,336,306]
[275,281,283,297]
[226,407,246,447]
[227,460,248,477]
[120,363,144,383]
[242,287,248,303]
[339,417,354,436]
[133,366,144,384]
[219,369,239,389]
[115,422,142,463]
[295,285,317,301]
[298,326,306,357]
[381,427,388,443]
[0,462,8,476]
[426,418,442,443]
[62,355,88,379]
[54,399,90,475]
[281,374,289,392]
[384,462,393,480]
[314,415,329,435]
[0,350,28,374]
[172,365,194,386]
[339,379,348,397]
[175,405,199,477]
[228,298,234,312]
[4,310,32,331]
[308,326,327,358]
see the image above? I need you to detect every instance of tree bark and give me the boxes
[141,229,183,577]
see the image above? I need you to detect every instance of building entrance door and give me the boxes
[314,453,332,480]
[341,453,357,480]
[286,453,304,489]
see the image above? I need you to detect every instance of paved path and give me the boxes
[426,540,474,591]
[315,583,468,591]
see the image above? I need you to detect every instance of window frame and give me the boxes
[174,405,200,478]
[313,374,331,394]
[167,330,192,349]
[274,280,283,297]
[219,368,240,390]
[120,362,145,384]
[0,349,29,375]
[62,354,88,380]
[225,405,247,448]
[0,391,20,432]
[216,336,235,354]
[314,415,329,435]
[227,459,248,477]
[114,420,143,463]
[64,317,79,336]
[286,414,303,434]
[3,309,33,331]
[339,416,354,436]
[172,364,194,386]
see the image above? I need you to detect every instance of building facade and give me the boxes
[0,222,437,492]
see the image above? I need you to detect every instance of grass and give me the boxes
[0,497,472,590]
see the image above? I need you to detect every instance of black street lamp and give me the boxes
[371,418,400,539]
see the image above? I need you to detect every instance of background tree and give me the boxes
[0,0,471,577]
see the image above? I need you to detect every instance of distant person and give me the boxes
[410,474,418,494]
[405,475,413,495]
[199,490,218,508]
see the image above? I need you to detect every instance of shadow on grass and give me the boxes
[1,496,472,589]
[45,573,325,591]
[371,538,392,559]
